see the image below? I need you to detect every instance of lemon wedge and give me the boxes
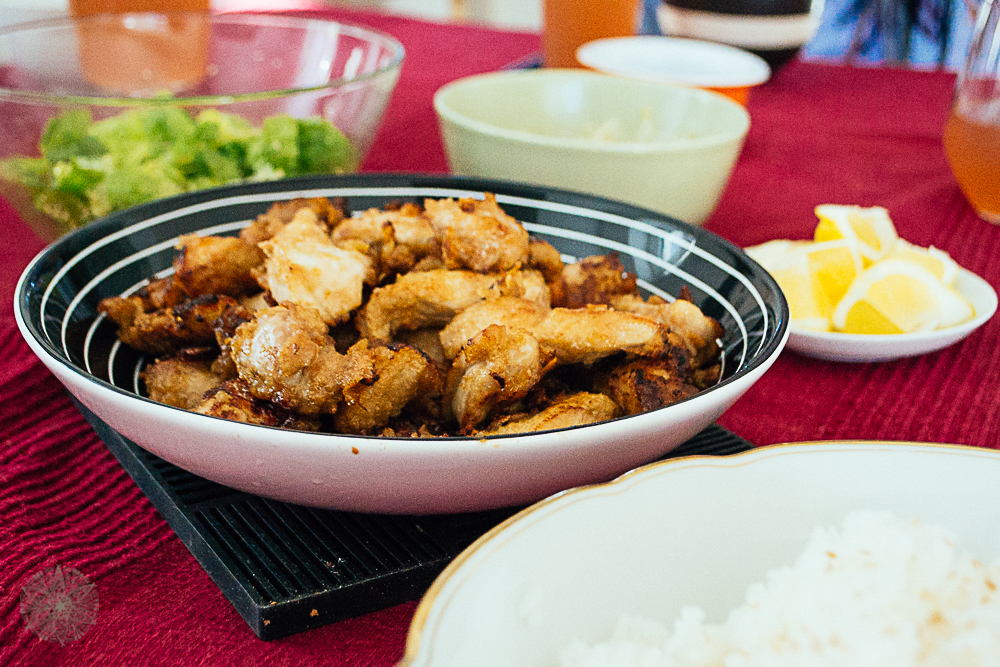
[814,205,898,265]
[882,240,959,287]
[744,239,810,268]
[748,239,862,331]
[832,260,975,334]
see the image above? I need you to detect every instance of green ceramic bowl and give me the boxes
[433,69,750,226]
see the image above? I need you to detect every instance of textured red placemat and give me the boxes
[709,61,1000,449]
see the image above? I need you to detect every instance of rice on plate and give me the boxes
[560,510,1000,667]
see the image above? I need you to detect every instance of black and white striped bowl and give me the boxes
[15,174,788,514]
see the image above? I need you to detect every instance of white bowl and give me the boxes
[14,173,787,514]
[576,36,770,105]
[785,267,998,362]
[400,441,1000,666]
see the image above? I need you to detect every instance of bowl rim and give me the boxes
[0,11,406,107]
[575,36,772,89]
[433,69,751,154]
[398,439,1000,664]
[14,172,788,445]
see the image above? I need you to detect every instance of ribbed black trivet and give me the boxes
[72,398,752,640]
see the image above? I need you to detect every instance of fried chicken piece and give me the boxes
[423,194,530,273]
[136,276,186,311]
[477,392,621,435]
[395,327,448,369]
[593,351,700,416]
[173,234,265,298]
[499,269,552,308]
[527,238,565,284]
[531,306,668,365]
[334,341,441,434]
[356,269,501,340]
[384,206,441,268]
[230,303,373,415]
[258,208,373,326]
[609,294,724,368]
[550,253,638,308]
[334,203,441,277]
[444,324,554,431]
[240,197,345,245]
[140,357,224,409]
[194,380,320,431]
[439,296,549,360]
[98,293,239,356]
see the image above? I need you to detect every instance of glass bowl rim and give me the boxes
[0,11,406,107]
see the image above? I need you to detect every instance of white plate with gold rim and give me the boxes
[399,441,1000,667]
[785,267,997,362]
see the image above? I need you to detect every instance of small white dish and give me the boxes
[575,36,770,104]
[786,267,998,362]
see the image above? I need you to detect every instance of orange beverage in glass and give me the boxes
[69,0,209,15]
[943,107,1000,223]
[943,0,1000,223]
[70,0,210,94]
[543,0,640,68]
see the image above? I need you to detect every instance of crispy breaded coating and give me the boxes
[258,208,373,326]
[609,294,724,368]
[230,303,373,415]
[551,253,638,308]
[499,269,551,308]
[423,194,530,273]
[195,380,320,431]
[141,357,224,409]
[136,276,186,311]
[478,392,621,435]
[98,293,238,356]
[394,327,448,369]
[334,341,441,434]
[335,203,441,277]
[173,234,264,298]
[444,324,553,431]
[528,238,565,284]
[532,305,668,365]
[240,197,345,246]
[593,351,699,416]
[440,296,549,360]
[356,269,501,340]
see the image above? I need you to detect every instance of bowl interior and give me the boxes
[18,173,785,438]
[404,443,1000,666]
[433,69,749,149]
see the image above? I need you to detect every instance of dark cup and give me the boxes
[657,0,820,68]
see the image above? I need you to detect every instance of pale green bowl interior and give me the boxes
[434,69,749,152]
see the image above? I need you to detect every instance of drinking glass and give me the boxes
[542,0,640,68]
[943,0,1000,223]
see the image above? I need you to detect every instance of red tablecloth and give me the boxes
[3,7,999,667]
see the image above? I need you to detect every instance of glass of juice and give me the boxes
[542,0,640,68]
[943,0,1000,224]
[69,0,211,95]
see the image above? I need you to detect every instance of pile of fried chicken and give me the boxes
[98,194,724,437]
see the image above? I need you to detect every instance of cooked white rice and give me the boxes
[559,510,1000,666]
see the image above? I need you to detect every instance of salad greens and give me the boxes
[0,107,359,234]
